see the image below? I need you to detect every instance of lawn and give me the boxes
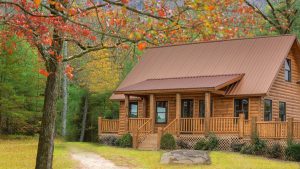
[1,137,299,169]
[67,142,300,169]
[0,136,74,169]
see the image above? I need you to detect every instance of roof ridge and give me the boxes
[146,74,244,81]
[147,34,296,49]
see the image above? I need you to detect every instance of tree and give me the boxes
[0,0,260,168]
[246,0,299,35]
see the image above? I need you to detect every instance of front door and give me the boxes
[181,99,193,117]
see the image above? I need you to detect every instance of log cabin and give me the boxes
[99,35,300,150]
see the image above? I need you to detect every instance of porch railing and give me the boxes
[136,118,152,144]
[128,118,150,133]
[98,118,119,134]
[99,116,300,141]
[293,121,300,139]
[180,118,205,134]
[209,117,239,133]
[163,118,178,135]
[257,121,288,139]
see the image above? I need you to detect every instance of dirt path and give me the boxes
[70,150,129,169]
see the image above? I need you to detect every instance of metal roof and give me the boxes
[111,35,298,100]
[116,74,244,93]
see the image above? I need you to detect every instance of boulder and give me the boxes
[160,150,211,165]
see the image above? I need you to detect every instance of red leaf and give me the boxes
[121,0,129,4]
[158,9,166,17]
[39,69,49,77]
[82,29,91,36]
[90,36,97,41]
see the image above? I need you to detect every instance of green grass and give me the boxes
[1,136,299,169]
[66,142,300,169]
[0,136,74,169]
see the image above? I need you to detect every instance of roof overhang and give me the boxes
[114,74,244,96]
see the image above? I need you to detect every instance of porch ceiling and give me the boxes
[115,74,244,94]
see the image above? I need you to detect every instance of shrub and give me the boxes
[117,133,132,148]
[240,145,254,154]
[160,133,176,150]
[206,133,219,150]
[195,139,207,150]
[194,134,219,151]
[267,143,282,158]
[231,142,245,152]
[251,135,266,155]
[285,143,300,161]
[176,139,189,149]
[99,135,119,146]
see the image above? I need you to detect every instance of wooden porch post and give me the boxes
[157,127,163,150]
[98,117,102,136]
[239,113,245,138]
[150,94,155,133]
[287,117,294,141]
[176,93,181,136]
[204,92,211,136]
[250,116,257,138]
[124,94,129,133]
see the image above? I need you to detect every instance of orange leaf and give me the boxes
[137,42,147,51]
[208,6,215,11]
[34,0,42,6]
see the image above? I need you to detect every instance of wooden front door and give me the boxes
[181,99,193,133]
[181,99,193,118]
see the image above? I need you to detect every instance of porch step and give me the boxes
[138,133,158,151]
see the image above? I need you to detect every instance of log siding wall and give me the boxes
[118,94,265,133]
[266,47,300,121]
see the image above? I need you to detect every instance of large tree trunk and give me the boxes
[79,96,88,142]
[35,61,58,169]
[62,42,68,137]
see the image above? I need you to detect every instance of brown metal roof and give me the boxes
[116,74,244,93]
[111,35,298,100]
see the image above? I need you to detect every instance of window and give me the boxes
[234,98,249,120]
[199,100,205,118]
[264,99,272,121]
[156,101,168,123]
[279,102,286,121]
[129,102,138,118]
[181,99,193,118]
[199,99,213,118]
[285,59,291,82]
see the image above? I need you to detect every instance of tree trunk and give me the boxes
[62,42,68,137]
[35,61,58,169]
[79,96,88,142]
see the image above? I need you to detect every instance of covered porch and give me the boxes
[99,74,250,137]
[99,92,246,135]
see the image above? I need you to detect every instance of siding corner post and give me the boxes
[239,113,245,138]
[142,96,147,118]
[132,128,138,149]
[250,117,257,138]
[287,117,294,141]
[124,94,130,133]
[98,116,102,136]
[149,94,155,133]
[204,92,211,136]
[175,93,181,136]
[157,127,163,150]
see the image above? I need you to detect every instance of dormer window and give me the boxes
[285,58,291,82]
